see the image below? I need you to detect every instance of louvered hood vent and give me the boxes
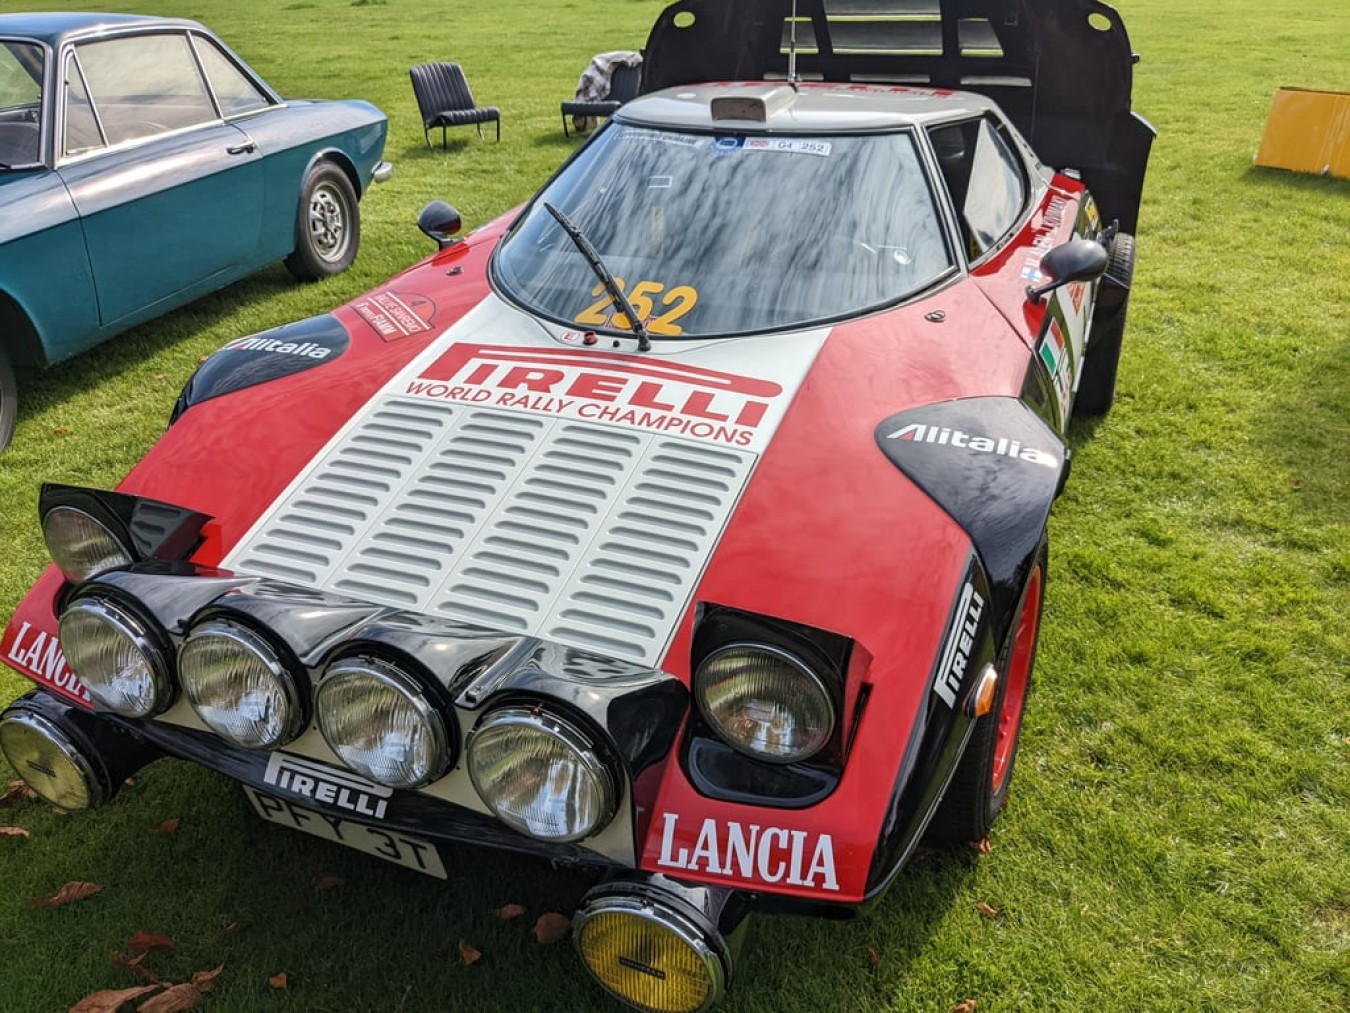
[228,397,755,665]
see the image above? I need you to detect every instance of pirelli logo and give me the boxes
[934,581,985,708]
[263,753,392,820]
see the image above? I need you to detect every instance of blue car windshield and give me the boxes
[0,41,44,167]
[492,124,954,338]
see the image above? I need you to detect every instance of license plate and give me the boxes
[244,786,447,879]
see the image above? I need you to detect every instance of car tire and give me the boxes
[926,546,1046,845]
[1074,232,1135,418]
[284,162,360,282]
[0,343,17,452]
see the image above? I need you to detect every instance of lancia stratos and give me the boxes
[0,1,1153,1010]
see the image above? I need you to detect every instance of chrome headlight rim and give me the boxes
[467,703,618,843]
[42,505,133,584]
[315,654,452,790]
[178,617,307,750]
[693,642,837,766]
[0,708,109,811]
[574,893,727,1013]
[57,593,174,719]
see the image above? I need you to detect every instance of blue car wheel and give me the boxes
[284,161,360,282]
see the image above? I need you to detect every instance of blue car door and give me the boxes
[56,31,264,329]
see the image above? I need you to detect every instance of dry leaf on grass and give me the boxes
[190,967,223,992]
[129,931,174,954]
[53,426,72,437]
[458,939,482,965]
[68,984,163,1013]
[532,912,571,944]
[0,825,31,838]
[267,973,288,990]
[222,917,253,934]
[313,875,345,892]
[949,1001,977,1013]
[866,946,879,967]
[151,819,180,836]
[2,781,38,808]
[494,902,527,920]
[974,902,1000,920]
[31,881,102,908]
[135,981,205,1013]
[111,951,164,986]
[971,837,993,855]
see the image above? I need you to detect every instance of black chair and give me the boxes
[409,62,500,146]
[561,62,642,137]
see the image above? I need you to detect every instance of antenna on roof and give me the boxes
[787,0,800,90]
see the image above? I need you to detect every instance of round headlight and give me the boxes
[43,507,132,583]
[0,710,106,812]
[315,657,449,789]
[694,644,835,764]
[59,597,172,718]
[575,896,726,1013]
[179,619,304,750]
[467,706,616,842]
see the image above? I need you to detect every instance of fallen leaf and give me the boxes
[68,984,163,1013]
[532,912,571,944]
[867,946,879,967]
[154,373,167,381]
[129,931,174,954]
[31,881,102,908]
[124,778,136,787]
[2,781,37,808]
[151,819,180,836]
[53,426,71,437]
[0,826,31,838]
[974,902,999,919]
[196,354,210,364]
[313,875,345,892]
[222,917,253,934]
[135,981,205,1012]
[494,903,527,920]
[458,939,482,965]
[190,966,223,992]
[267,972,288,990]
[51,806,70,816]
[111,951,164,986]
[971,837,993,855]
[949,1001,977,1013]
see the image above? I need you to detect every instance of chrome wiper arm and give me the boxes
[543,202,651,352]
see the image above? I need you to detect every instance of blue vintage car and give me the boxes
[0,13,391,448]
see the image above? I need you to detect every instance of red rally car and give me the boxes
[0,2,1153,1010]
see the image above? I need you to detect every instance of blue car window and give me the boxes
[192,35,270,119]
[0,41,42,166]
[63,54,104,157]
[76,33,216,145]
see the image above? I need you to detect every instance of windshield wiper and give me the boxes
[543,202,651,352]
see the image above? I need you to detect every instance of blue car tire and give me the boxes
[284,161,360,282]
[0,344,16,452]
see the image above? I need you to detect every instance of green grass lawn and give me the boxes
[2,1,1348,1010]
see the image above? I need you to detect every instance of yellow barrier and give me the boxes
[1254,87,1350,179]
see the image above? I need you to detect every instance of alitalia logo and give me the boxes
[884,423,1057,469]
[226,336,332,359]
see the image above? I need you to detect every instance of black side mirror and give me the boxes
[417,200,463,249]
[1026,237,1109,304]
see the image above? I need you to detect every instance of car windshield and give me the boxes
[0,40,44,168]
[492,123,954,338]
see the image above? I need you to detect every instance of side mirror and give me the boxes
[1026,237,1109,304]
[417,200,463,249]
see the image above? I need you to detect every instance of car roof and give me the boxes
[614,81,997,133]
[0,12,201,46]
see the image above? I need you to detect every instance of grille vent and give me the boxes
[230,400,754,664]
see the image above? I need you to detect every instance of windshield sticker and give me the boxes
[744,137,832,157]
[575,279,699,337]
[621,127,702,147]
